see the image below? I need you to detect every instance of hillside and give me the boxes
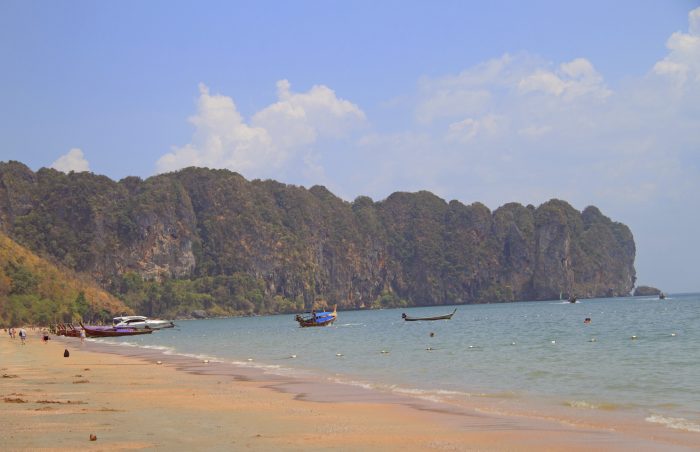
[0,231,130,327]
[0,161,636,318]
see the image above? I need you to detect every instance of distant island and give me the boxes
[633,285,663,296]
[0,161,636,324]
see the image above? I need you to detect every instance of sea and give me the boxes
[87,293,700,437]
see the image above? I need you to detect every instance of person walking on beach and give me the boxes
[80,328,86,344]
[18,328,27,345]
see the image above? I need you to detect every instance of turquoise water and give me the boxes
[94,293,700,433]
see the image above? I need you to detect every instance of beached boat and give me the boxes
[112,315,175,329]
[295,306,337,327]
[402,308,457,321]
[54,323,82,337]
[80,322,154,337]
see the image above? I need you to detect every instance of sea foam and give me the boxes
[645,414,700,432]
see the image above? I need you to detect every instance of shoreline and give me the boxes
[2,332,698,450]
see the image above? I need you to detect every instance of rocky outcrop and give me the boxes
[0,162,636,312]
[633,285,661,296]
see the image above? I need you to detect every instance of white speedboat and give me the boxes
[112,315,175,329]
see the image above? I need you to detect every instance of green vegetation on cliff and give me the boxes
[0,231,129,327]
[0,161,636,320]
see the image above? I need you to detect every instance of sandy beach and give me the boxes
[1,331,695,451]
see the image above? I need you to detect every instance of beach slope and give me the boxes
[0,334,689,451]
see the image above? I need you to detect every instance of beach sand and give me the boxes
[0,332,694,451]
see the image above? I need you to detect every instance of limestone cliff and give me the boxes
[0,161,636,316]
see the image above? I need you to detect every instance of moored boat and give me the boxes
[112,315,175,329]
[80,322,154,337]
[295,306,337,327]
[402,308,457,321]
[54,323,82,337]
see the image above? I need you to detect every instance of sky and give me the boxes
[1,1,698,293]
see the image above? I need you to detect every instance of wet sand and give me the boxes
[1,332,696,451]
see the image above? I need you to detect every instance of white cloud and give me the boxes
[416,89,492,124]
[354,9,699,216]
[157,81,365,178]
[446,114,506,143]
[157,84,275,175]
[518,58,611,100]
[653,7,700,85]
[415,54,522,124]
[414,54,610,131]
[51,148,90,173]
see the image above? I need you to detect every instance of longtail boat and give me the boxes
[295,306,337,327]
[402,308,457,321]
[54,323,82,337]
[79,322,154,337]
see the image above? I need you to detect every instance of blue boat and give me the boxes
[295,306,337,327]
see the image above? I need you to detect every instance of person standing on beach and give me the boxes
[80,328,86,344]
[19,328,27,345]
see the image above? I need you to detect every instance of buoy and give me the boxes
[156,360,163,365]
[380,350,389,354]
[336,353,343,357]
[290,354,297,358]
[671,333,677,337]
[551,340,556,344]
[631,335,638,340]
[247,358,253,361]
[510,342,516,346]
[589,338,597,342]
[468,345,475,349]
[203,359,209,364]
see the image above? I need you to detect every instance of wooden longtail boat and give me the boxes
[79,322,154,337]
[55,323,82,337]
[295,306,337,327]
[402,308,457,321]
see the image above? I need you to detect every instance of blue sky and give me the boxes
[1,1,699,292]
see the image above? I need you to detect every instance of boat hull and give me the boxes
[113,320,175,329]
[402,308,457,321]
[295,306,337,327]
[80,322,154,337]
[295,316,336,327]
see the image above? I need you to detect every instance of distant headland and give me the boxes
[0,161,636,325]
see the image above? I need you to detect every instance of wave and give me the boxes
[645,414,700,433]
[325,376,519,405]
[90,339,176,354]
[564,400,621,411]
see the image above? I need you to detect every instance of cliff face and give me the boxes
[0,162,636,313]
